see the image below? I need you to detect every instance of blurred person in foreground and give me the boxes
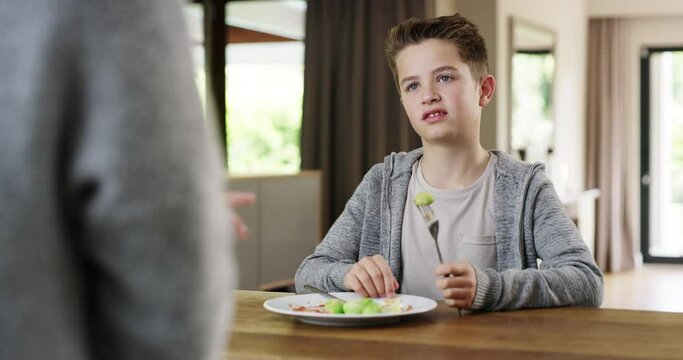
[0,1,236,359]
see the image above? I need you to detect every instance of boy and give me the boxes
[294,14,603,311]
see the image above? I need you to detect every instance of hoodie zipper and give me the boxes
[381,153,395,273]
[519,162,543,269]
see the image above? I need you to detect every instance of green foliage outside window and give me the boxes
[226,63,303,176]
[510,52,555,155]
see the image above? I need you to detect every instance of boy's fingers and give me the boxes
[226,191,256,208]
[351,255,397,298]
[442,288,472,301]
[443,298,472,309]
[436,276,474,290]
[435,262,470,277]
[355,265,380,298]
[434,263,455,276]
[363,262,385,297]
[345,264,372,297]
[434,263,454,276]
[371,255,396,297]
[347,275,369,298]
[231,213,250,239]
[381,265,395,297]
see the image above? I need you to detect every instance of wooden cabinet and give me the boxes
[228,171,322,290]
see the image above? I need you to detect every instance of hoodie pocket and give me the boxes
[456,235,497,270]
[462,235,496,245]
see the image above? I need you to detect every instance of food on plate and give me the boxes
[362,301,382,314]
[325,299,344,314]
[290,297,412,315]
[383,298,403,313]
[414,191,435,206]
[289,303,325,313]
[343,300,365,314]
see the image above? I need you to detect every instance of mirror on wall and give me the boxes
[508,18,556,164]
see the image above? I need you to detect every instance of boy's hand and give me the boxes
[343,255,399,298]
[225,191,256,239]
[435,262,477,309]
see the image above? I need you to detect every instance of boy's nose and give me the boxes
[421,87,441,104]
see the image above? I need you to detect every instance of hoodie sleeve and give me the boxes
[471,169,604,311]
[294,164,384,293]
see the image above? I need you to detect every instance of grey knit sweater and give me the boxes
[0,1,233,359]
[295,148,603,311]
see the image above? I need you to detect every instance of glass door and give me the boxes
[641,48,683,263]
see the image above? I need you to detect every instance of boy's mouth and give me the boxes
[422,109,448,122]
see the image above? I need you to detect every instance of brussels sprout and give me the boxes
[322,297,403,315]
[342,300,364,314]
[362,301,382,314]
[325,299,344,314]
[359,298,374,306]
[414,191,435,206]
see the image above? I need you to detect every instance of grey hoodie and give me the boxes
[295,148,603,311]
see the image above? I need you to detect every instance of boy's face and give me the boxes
[395,39,494,146]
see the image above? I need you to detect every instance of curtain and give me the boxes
[301,0,428,230]
[586,19,636,272]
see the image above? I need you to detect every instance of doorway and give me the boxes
[640,47,683,263]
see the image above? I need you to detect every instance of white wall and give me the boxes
[589,0,683,18]
[434,0,457,16]
[455,0,499,151]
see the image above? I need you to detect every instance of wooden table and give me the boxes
[226,291,683,359]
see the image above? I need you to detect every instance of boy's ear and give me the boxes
[478,75,496,107]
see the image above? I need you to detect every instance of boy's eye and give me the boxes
[406,82,419,92]
[437,74,453,83]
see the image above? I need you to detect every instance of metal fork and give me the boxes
[416,200,461,315]
[415,203,444,264]
[303,284,346,303]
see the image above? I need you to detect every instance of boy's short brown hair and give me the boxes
[384,13,489,89]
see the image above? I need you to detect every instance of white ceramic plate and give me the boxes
[263,292,437,327]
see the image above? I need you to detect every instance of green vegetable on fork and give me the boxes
[414,191,435,206]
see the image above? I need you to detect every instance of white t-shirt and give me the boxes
[400,154,498,300]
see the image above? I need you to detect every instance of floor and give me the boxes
[602,263,683,313]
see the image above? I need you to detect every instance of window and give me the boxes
[510,51,555,162]
[183,0,306,176]
[508,19,556,165]
[226,1,305,176]
[641,48,683,263]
